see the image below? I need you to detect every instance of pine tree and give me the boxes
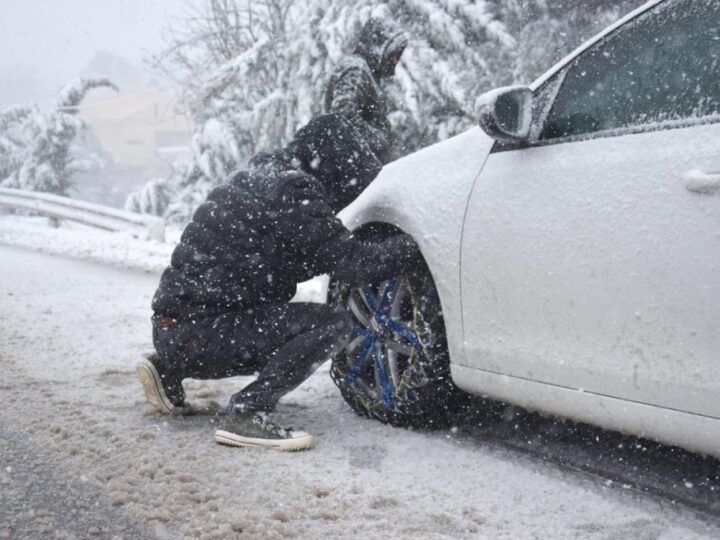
[125,176,175,216]
[0,106,32,181]
[138,0,517,222]
[134,0,647,223]
[1,77,117,196]
[494,0,645,85]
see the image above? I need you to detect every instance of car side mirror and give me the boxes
[476,86,533,142]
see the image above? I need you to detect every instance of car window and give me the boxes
[540,0,720,140]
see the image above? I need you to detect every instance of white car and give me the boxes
[330,0,720,458]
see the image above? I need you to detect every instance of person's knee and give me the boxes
[302,304,353,343]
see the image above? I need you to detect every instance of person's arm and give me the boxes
[327,65,390,161]
[315,226,421,286]
[284,174,420,286]
[328,65,368,116]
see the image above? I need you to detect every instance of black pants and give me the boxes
[152,303,353,412]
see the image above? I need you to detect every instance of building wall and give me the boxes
[79,90,193,169]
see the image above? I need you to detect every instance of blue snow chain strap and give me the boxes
[343,279,422,407]
[362,285,420,350]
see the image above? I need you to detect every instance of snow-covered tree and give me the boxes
[1,77,118,196]
[493,0,644,85]
[0,106,32,181]
[138,0,517,222]
[135,0,646,223]
[125,176,176,217]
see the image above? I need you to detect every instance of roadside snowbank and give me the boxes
[0,215,328,302]
[0,215,175,274]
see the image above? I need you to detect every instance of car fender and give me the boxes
[339,126,495,367]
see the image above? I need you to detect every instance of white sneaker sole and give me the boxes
[214,429,315,451]
[136,358,193,416]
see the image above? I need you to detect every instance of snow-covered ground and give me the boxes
[2,219,720,538]
[0,214,175,273]
[0,215,327,302]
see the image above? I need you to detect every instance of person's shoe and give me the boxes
[136,354,193,415]
[214,411,314,451]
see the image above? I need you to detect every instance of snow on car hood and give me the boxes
[339,126,494,234]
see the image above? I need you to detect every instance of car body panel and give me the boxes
[460,120,720,421]
[340,127,494,368]
[451,364,720,458]
[338,0,720,457]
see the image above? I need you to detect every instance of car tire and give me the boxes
[330,254,464,429]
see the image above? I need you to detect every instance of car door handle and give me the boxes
[684,169,720,195]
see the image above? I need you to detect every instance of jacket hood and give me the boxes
[290,113,382,212]
[353,18,408,79]
[248,147,300,177]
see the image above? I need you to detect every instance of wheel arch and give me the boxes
[337,127,495,371]
[347,218,467,370]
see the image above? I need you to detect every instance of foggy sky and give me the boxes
[0,0,197,105]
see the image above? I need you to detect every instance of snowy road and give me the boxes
[2,244,720,539]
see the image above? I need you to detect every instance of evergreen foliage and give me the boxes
[0,106,32,181]
[0,77,117,196]
[125,176,175,217]
[136,0,645,222]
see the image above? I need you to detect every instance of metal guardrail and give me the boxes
[0,187,165,242]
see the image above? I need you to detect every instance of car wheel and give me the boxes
[330,262,463,428]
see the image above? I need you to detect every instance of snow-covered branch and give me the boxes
[0,77,118,196]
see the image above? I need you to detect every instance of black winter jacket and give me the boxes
[152,168,418,319]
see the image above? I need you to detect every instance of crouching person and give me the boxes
[136,114,420,451]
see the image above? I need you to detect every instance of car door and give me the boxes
[460,0,720,417]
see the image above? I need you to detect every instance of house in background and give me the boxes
[79,89,193,170]
[75,89,193,207]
